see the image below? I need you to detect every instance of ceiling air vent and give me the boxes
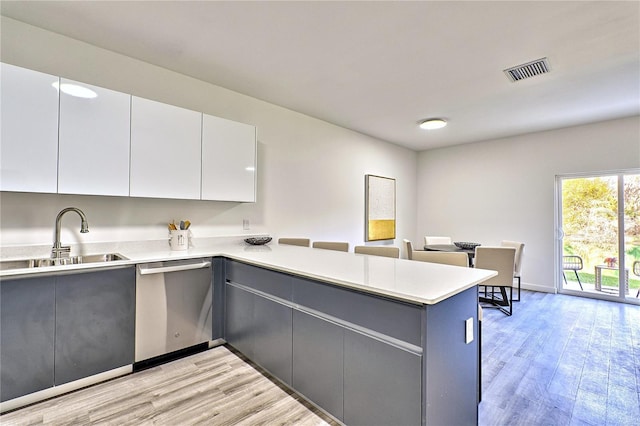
[504,57,550,82]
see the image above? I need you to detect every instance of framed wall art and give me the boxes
[365,174,396,241]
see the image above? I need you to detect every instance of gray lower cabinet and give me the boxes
[0,267,135,402]
[224,259,478,426]
[343,330,421,426]
[253,295,292,385]
[292,310,344,421]
[225,284,256,359]
[55,267,135,385]
[225,283,292,384]
[0,276,55,402]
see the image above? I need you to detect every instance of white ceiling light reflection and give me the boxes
[52,81,98,99]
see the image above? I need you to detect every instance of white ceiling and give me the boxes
[2,1,639,151]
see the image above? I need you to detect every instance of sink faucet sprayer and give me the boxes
[52,207,89,259]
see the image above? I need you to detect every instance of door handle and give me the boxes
[138,260,211,275]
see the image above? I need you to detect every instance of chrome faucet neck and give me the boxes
[52,207,89,258]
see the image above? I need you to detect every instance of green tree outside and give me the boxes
[562,175,640,292]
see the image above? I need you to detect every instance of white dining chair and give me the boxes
[475,246,516,316]
[403,239,414,260]
[501,240,524,301]
[312,241,349,252]
[424,236,452,245]
[354,246,400,258]
[278,238,310,247]
[412,251,469,267]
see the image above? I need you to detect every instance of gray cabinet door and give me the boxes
[344,330,422,426]
[225,283,292,384]
[225,284,255,359]
[55,267,135,385]
[1,276,55,402]
[253,296,292,385]
[292,310,344,421]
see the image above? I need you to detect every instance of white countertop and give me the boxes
[0,238,497,305]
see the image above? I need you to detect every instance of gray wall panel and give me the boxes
[424,286,478,425]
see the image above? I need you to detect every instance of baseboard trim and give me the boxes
[521,282,557,294]
[0,365,132,414]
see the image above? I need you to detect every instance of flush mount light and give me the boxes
[419,118,447,130]
[52,81,98,99]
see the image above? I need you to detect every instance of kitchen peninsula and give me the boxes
[1,240,496,425]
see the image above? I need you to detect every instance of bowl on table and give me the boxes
[244,237,272,245]
[454,242,481,250]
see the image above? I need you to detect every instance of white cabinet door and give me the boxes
[1,63,59,193]
[58,79,131,196]
[202,114,256,202]
[130,97,202,199]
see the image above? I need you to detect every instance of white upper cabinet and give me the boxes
[58,79,131,196]
[201,115,256,202]
[1,63,59,193]
[130,96,202,200]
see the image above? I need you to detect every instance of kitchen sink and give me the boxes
[0,253,128,271]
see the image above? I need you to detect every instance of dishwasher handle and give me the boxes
[138,260,211,275]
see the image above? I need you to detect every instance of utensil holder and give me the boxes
[169,230,189,251]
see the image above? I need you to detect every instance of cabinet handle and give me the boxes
[138,261,211,275]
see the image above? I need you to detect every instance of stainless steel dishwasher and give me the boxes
[135,258,212,362]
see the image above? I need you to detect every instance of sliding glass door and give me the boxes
[557,171,640,303]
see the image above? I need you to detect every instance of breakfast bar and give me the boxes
[1,240,496,425]
[218,245,496,426]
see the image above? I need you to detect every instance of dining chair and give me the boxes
[562,255,584,290]
[501,240,525,301]
[354,246,400,258]
[424,236,452,245]
[475,246,516,316]
[278,238,310,247]
[412,251,469,267]
[633,260,640,297]
[312,241,349,252]
[403,239,414,260]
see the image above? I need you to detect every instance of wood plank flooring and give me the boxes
[480,290,640,426]
[0,347,338,426]
[2,290,639,425]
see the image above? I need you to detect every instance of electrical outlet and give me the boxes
[243,219,250,230]
[465,318,474,344]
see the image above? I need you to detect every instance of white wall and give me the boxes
[0,17,417,249]
[417,116,640,292]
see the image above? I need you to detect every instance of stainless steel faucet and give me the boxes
[52,207,89,259]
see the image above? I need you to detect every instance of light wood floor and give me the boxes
[3,290,639,426]
[0,346,338,426]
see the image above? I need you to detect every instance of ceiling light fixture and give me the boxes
[52,81,98,99]
[419,118,447,130]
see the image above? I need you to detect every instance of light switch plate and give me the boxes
[465,318,474,344]
[243,219,250,230]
